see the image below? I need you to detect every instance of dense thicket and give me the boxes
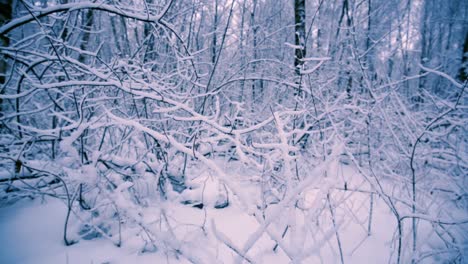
[0,0,467,263]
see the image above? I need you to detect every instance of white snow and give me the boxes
[0,165,399,264]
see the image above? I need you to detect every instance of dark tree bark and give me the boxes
[294,0,306,77]
[212,0,218,65]
[78,10,94,63]
[251,0,258,104]
[0,0,12,127]
[459,32,468,82]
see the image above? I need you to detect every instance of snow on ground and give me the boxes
[0,165,397,263]
[0,198,183,264]
[0,207,391,264]
[0,196,394,263]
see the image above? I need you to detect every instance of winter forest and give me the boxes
[0,0,467,263]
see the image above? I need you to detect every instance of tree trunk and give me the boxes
[251,0,258,107]
[0,0,12,129]
[239,0,246,102]
[294,0,306,77]
[212,0,218,65]
[458,32,468,82]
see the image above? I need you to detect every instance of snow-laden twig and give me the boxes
[211,219,255,263]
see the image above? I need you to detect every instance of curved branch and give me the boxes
[1,2,166,36]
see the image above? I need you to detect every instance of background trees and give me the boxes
[0,0,467,263]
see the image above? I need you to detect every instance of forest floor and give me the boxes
[0,166,397,264]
